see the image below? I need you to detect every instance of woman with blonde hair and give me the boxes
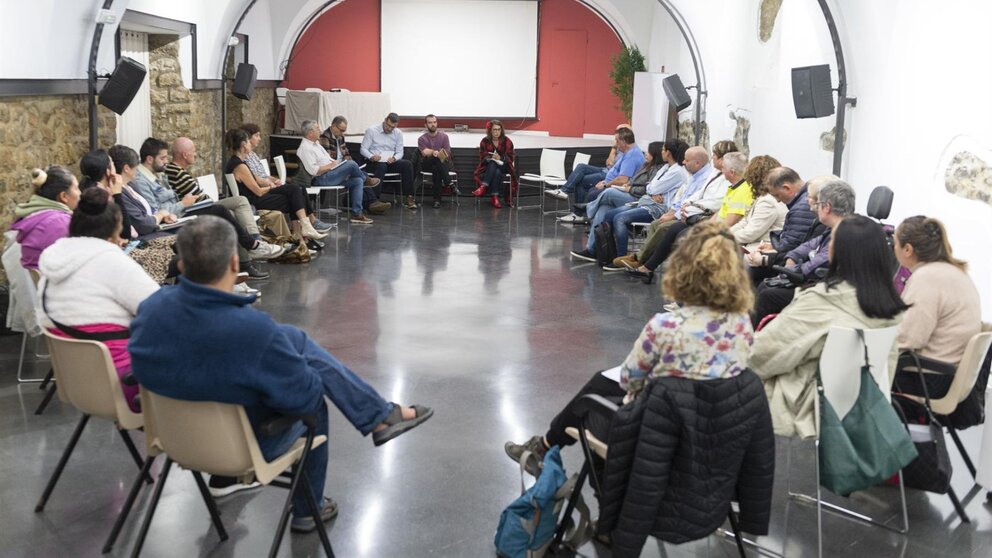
[892,216,981,413]
[503,220,755,469]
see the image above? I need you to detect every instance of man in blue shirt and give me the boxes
[361,113,417,210]
[548,127,644,221]
[130,216,433,532]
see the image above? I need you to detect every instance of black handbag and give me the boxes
[896,352,953,494]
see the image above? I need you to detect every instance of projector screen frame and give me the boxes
[379,0,543,120]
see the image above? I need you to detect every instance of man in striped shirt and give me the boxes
[164,137,210,201]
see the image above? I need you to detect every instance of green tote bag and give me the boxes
[817,330,918,496]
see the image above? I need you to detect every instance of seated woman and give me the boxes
[750,214,908,438]
[891,216,981,409]
[225,128,327,241]
[82,148,175,284]
[10,166,80,269]
[729,155,786,252]
[571,141,688,266]
[37,187,160,411]
[504,221,754,469]
[472,120,517,208]
[628,151,756,281]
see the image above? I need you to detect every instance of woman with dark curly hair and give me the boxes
[729,155,785,250]
[471,120,517,208]
[505,221,755,469]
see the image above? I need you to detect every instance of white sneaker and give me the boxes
[234,283,261,297]
[557,213,580,223]
[545,188,568,200]
[248,241,285,261]
[663,302,680,312]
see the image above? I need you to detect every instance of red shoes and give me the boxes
[472,185,486,197]
[491,196,502,209]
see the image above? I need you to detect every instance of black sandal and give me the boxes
[372,403,434,446]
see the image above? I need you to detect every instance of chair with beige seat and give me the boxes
[127,390,333,558]
[33,331,153,554]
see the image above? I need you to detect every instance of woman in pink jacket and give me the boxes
[10,166,81,269]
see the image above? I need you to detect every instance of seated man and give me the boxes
[750,178,855,328]
[129,216,433,530]
[297,120,372,224]
[417,114,454,208]
[132,137,284,278]
[319,115,391,215]
[361,112,417,210]
[553,127,644,223]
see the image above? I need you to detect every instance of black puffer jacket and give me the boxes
[597,370,774,557]
[771,186,821,255]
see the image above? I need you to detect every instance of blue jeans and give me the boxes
[586,187,634,219]
[481,160,506,195]
[312,160,365,215]
[586,206,652,256]
[562,164,605,201]
[257,328,392,516]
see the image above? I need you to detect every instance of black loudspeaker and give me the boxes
[232,63,257,101]
[791,64,835,118]
[662,74,692,112]
[98,56,147,115]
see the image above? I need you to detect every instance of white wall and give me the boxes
[0,1,103,79]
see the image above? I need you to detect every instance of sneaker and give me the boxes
[545,188,568,200]
[240,262,270,280]
[432,201,441,208]
[306,239,324,252]
[404,196,418,210]
[207,475,262,499]
[350,213,374,224]
[368,200,391,214]
[312,219,335,232]
[365,176,381,187]
[307,249,318,257]
[557,213,580,223]
[248,241,285,261]
[290,497,339,533]
[504,435,548,477]
[570,249,597,262]
[613,254,638,268]
[234,283,260,296]
[602,263,625,272]
[664,302,681,312]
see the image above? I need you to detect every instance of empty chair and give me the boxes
[128,390,333,558]
[224,173,238,198]
[518,149,566,211]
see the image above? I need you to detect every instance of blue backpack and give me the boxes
[494,447,591,558]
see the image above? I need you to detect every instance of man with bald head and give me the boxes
[164,137,275,278]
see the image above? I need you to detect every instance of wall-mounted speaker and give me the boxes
[232,63,257,100]
[791,64,835,119]
[98,56,147,115]
[662,74,692,112]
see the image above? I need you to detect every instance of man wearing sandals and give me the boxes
[129,216,433,533]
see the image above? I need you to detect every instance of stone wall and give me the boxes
[0,95,117,281]
[226,87,277,160]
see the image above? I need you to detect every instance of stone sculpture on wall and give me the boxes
[945,151,992,204]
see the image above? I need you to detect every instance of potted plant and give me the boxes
[609,46,646,121]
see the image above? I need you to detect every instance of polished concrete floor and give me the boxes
[1,204,990,557]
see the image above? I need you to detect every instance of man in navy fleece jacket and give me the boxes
[130,216,432,531]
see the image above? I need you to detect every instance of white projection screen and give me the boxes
[380,0,538,118]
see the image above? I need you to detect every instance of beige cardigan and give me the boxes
[749,281,902,438]
[898,261,981,363]
[730,193,786,250]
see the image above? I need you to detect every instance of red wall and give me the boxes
[282,0,625,135]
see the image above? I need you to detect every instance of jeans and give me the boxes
[585,205,651,256]
[480,160,506,195]
[422,157,452,202]
[257,328,393,516]
[367,159,415,196]
[561,164,606,198]
[312,160,365,215]
[586,187,635,219]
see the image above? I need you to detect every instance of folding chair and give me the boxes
[32,332,153,554]
[787,326,907,558]
[544,152,592,215]
[418,170,460,206]
[128,391,333,558]
[518,148,566,211]
[553,394,750,557]
[224,173,239,198]
[898,332,992,481]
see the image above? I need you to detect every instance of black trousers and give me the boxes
[422,157,452,202]
[546,371,625,449]
[751,283,797,329]
[643,221,691,271]
[253,184,312,220]
[186,204,254,250]
[368,159,415,196]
